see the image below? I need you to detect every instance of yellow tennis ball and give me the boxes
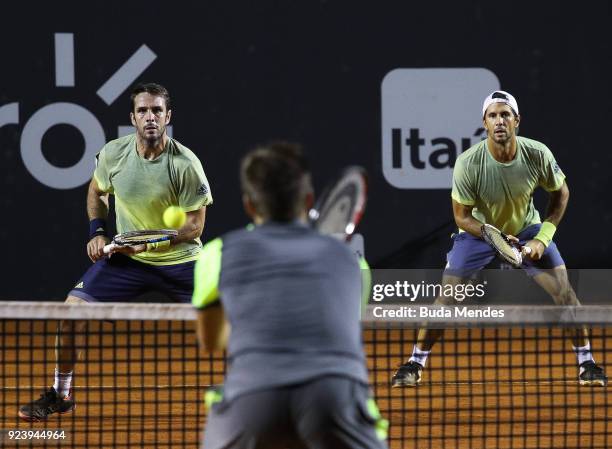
[163,206,186,229]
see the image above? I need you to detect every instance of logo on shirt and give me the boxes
[553,162,561,174]
[197,184,209,196]
[381,68,500,189]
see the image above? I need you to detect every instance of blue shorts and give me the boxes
[444,223,565,278]
[68,253,195,303]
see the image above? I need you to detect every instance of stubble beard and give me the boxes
[139,125,165,147]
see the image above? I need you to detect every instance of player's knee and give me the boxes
[61,297,88,333]
[551,287,579,306]
[65,296,87,305]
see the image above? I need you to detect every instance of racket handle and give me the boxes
[103,243,116,254]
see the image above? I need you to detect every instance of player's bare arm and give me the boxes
[525,181,570,260]
[542,181,569,227]
[196,304,230,352]
[173,207,207,245]
[452,200,483,238]
[86,177,110,263]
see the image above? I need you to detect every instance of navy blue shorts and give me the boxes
[68,253,195,303]
[445,223,565,278]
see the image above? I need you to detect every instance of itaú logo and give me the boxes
[381,68,500,189]
[0,33,170,189]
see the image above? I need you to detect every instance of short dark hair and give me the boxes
[240,141,312,222]
[130,83,171,112]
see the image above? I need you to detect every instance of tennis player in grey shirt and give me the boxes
[192,142,386,449]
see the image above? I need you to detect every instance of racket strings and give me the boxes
[316,179,365,235]
[487,231,521,264]
[119,234,170,243]
[113,230,178,245]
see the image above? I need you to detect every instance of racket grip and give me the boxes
[103,243,116,254]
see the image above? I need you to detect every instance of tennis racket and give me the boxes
[103,229,178,254]
[481,223,531,268]
[308,166,368,241]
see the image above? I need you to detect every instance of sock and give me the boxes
[408,346,430,367]
[573,342,595,366]
[53,369,73,397]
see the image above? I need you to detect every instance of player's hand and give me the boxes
[87,235,111,263]
[106,244,147,257]
[523,239,545,260]
[506,234,519,244]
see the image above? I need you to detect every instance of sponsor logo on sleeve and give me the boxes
[197,184,209,196]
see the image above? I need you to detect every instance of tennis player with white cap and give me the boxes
[392,90,608,388]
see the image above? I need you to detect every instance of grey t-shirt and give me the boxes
[192,222,368,401]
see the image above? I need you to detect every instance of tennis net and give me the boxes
[1,302,222,448]
[1,302,611,448]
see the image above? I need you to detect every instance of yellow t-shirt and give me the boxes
[451,136,565,236]
[94,134,213,265]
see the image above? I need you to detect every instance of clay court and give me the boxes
[2,321,610,448]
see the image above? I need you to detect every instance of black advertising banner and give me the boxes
[1,2,611,299]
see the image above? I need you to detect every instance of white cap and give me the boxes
[482,90,519,117]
